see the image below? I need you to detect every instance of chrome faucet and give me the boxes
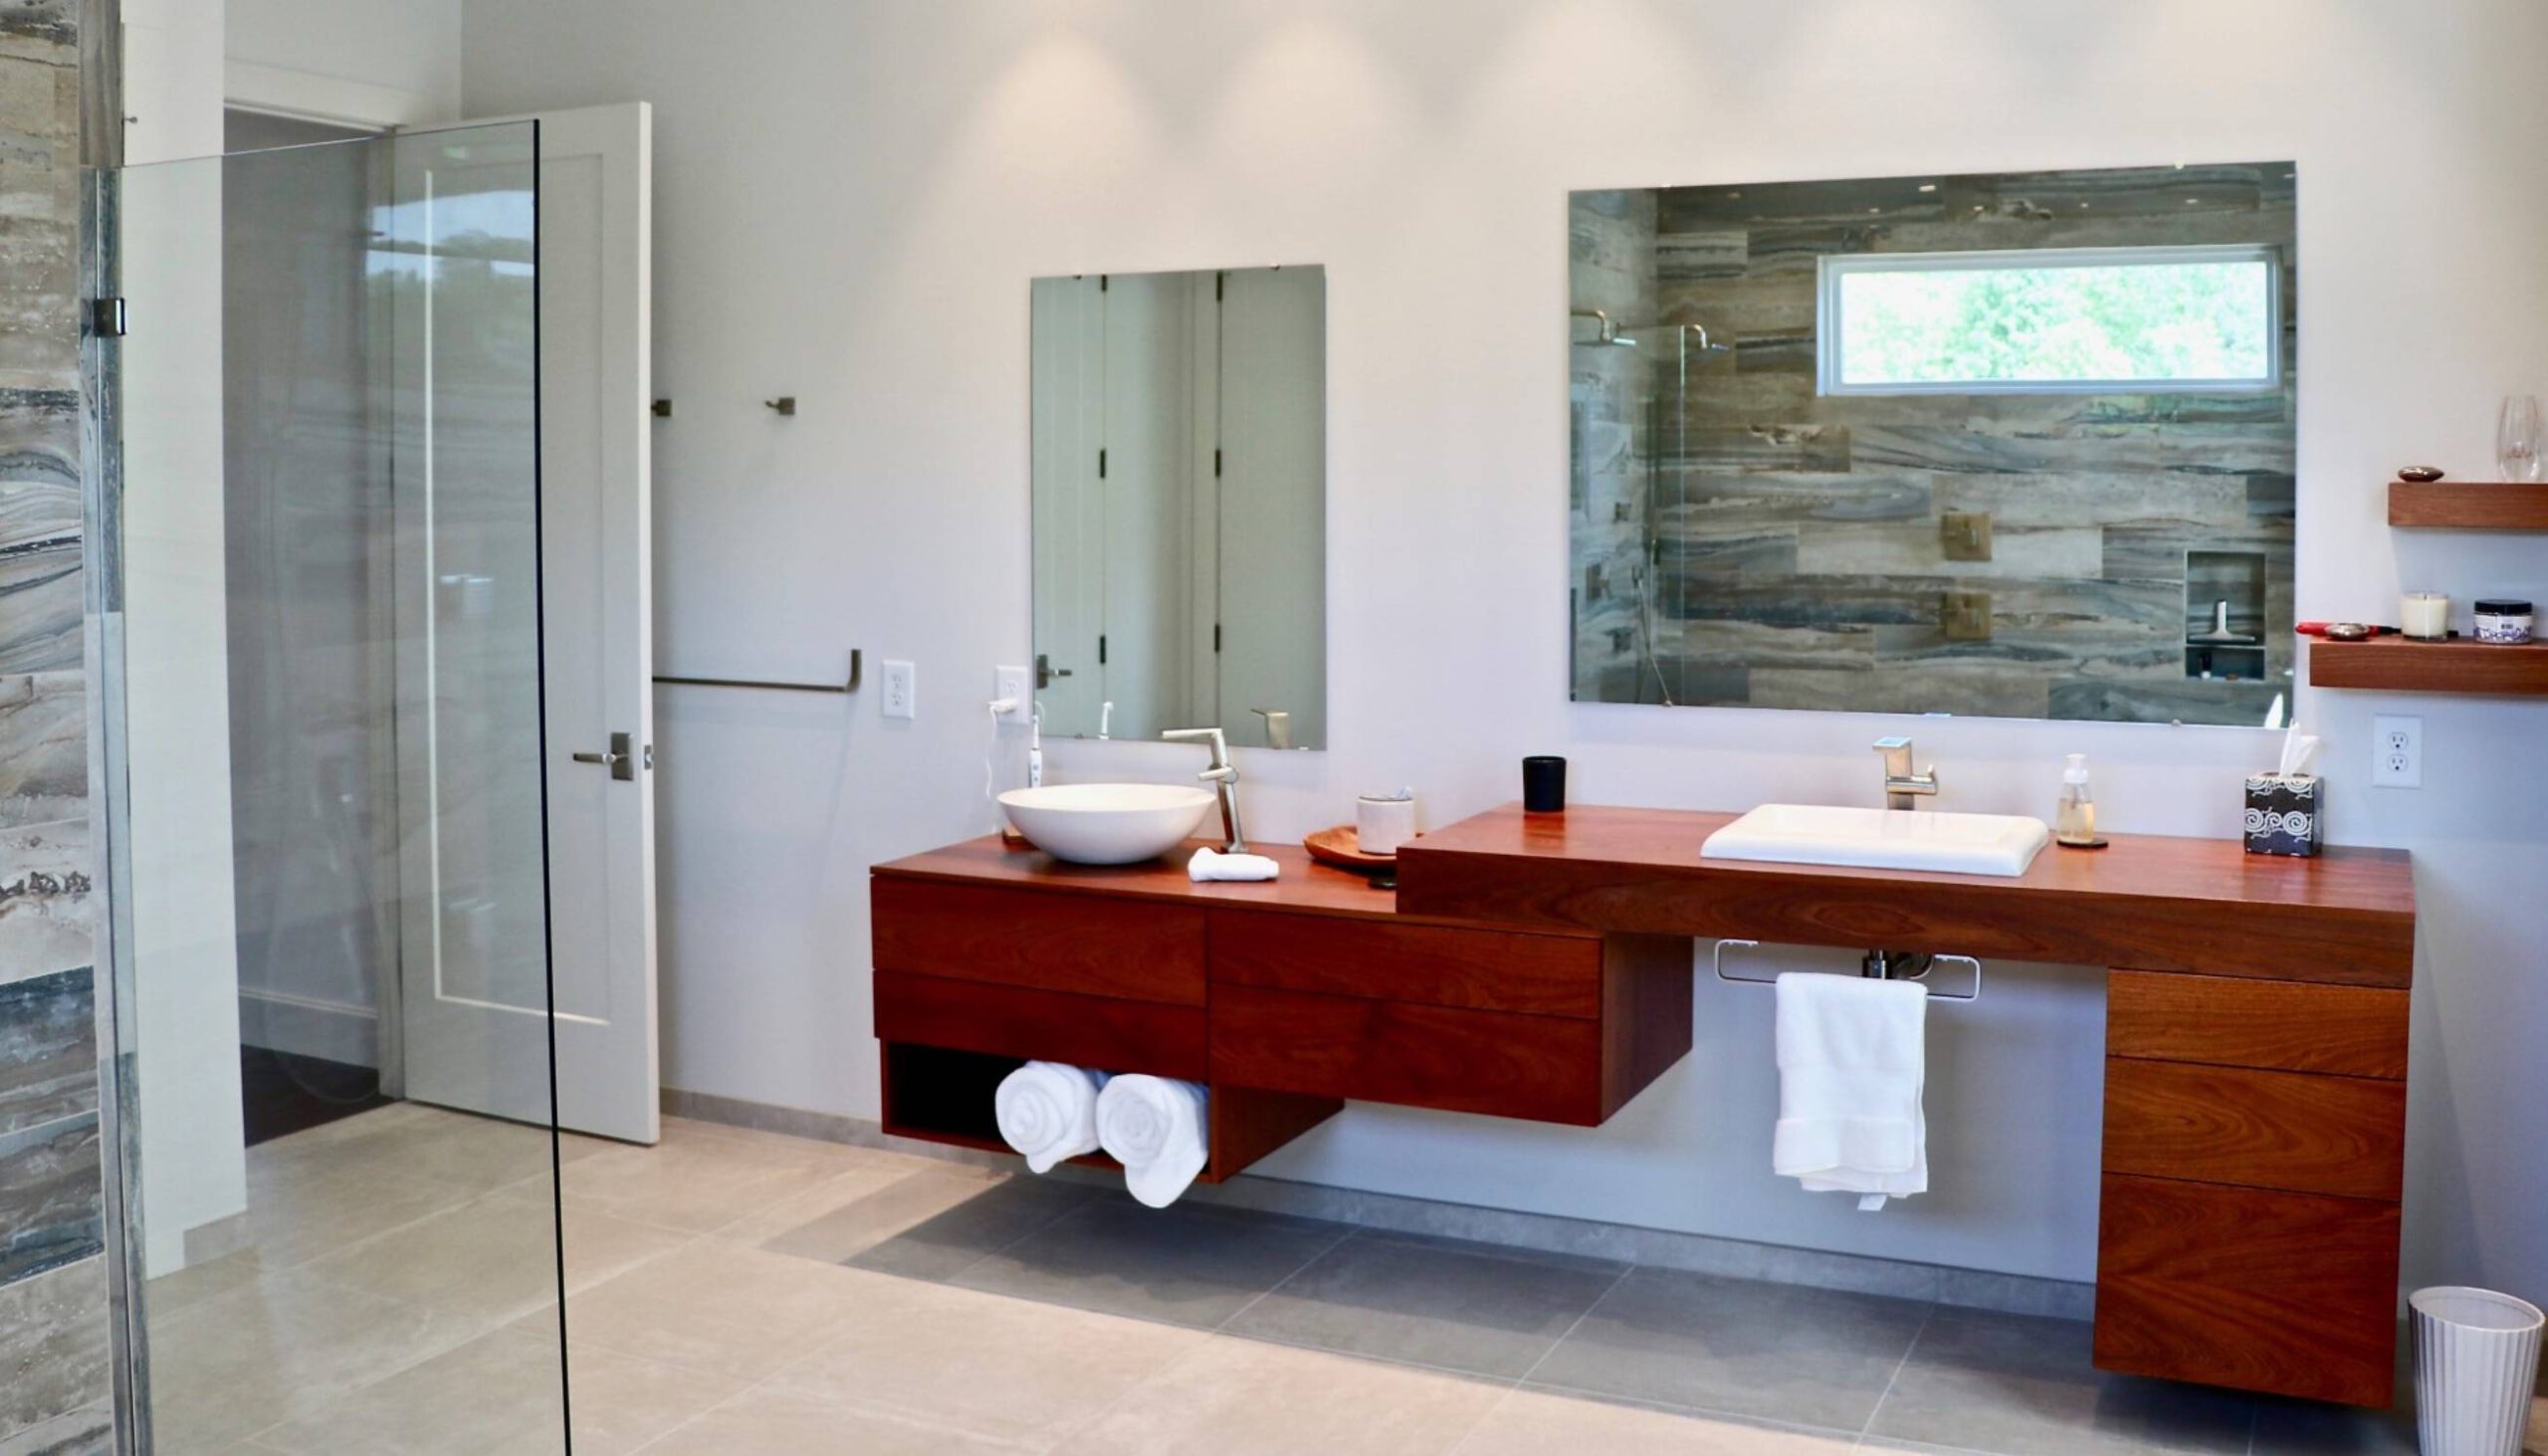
[1874,735,1938,810]
[1163,727,1246,852]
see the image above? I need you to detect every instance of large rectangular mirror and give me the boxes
[1570,163,2296,726]
[1032,266,1328,748]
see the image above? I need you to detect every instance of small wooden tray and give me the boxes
[1303,825,1392,872]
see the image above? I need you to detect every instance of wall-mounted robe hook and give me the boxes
[763,395,797,416]
[651,398,672,417]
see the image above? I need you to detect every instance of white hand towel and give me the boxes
[1095,1074,1210,1208]
[1771,971,1928,1211]
[994,1061,1109,1174]
[1187,847,1280,882]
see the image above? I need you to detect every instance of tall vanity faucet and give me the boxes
[1163,727,1246,852]
[1874,735,1939,810]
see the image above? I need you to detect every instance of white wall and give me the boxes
[227,0,461,127]
[461,0,2548,1297]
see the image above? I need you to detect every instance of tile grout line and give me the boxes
[1507,1259,1636,1390]
[1206,1220,1363,1334]
[1855,1298,1937,1445]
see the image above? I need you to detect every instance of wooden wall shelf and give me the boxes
[2307,636,2548,696]
[2387,481,2548,529]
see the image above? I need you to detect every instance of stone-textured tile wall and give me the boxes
[0,0,113,1450]
[1570,164,2296,725]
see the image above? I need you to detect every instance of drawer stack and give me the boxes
[2092,968,2411,1406]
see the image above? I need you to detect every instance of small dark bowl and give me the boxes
[2398,466,2445,483]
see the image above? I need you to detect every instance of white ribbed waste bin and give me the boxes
[2413,1286,2542,1456]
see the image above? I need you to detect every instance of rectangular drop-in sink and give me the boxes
[1701,803,2052,878]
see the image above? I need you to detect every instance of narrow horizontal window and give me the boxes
[1816,245,2282,396]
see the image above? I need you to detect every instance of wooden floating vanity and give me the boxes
[871,803,2417,1408]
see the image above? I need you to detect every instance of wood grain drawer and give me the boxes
[2093,1173,2400,1406]
[1208,910,1603,1018]
[2107,970,2408,1079]
[2101,1057,2405,1200]
[872,877,1206,1004]
[1209,985,1604,1125]
[873,971,1206,1080]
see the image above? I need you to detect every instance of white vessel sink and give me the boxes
[997,783,1215,865]
[1702,803,2052,878]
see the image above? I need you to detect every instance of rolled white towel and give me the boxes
[1095,1074,1210,1208]
[1187,847,1280,882]
[994,1061,1108,1174]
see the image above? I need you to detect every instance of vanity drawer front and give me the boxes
[871,877,1207,1004]
[2093,1173,2399,1407]
[1209,985,1602,1125]
[2107,970,2408,1079]
[873,971,1207,1080]
[2101,1057,2405,1201]
[1208,911,1602,1018]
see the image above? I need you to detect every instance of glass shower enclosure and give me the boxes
[90,121,567,1448]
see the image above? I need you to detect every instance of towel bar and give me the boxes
[1710,937,1981,1002]
[653,650,862,695]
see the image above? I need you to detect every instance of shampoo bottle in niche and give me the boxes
[2054,754,2103,849]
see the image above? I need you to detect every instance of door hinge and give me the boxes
[1098,634,1108,666]
[1213,623,1222,653]
[1215,272,1225,302]
[1212,448,1222,478]
[1099,274,1109,293]
[90,298,126,337]
[1097,448,1107,480]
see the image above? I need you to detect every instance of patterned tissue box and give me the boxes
[2243,772,2323,857]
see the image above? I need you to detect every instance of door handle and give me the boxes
[571,731,640,781]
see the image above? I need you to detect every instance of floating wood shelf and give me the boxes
[2308,636,2548,696]
[2387,481,2548,529]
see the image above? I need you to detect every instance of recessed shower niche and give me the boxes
[1569,162,2298,727]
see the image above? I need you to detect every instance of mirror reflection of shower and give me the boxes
[1570,314,1730,707]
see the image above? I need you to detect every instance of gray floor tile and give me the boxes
[1863,1309,2254,1455]
[1224,1230,1625,1378]
[2248,1394,2417,1455]
[834,1173,1100,1281]
[952,1197,1343,1329]
[1527,1265,1930,1432]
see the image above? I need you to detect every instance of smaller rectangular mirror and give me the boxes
[1032,265,1327,748]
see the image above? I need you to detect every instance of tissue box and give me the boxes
[2243,773,2323,857]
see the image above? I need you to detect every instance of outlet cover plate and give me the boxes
[881,660,916,721]
[993,666,1030,722]
[2372,714,2421,789]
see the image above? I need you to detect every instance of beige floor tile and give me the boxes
[249,1324,742,1456]
[765,1272,1209,1449]
[710,1153,960,1248]
[548,1241,874,1381]
[251,1104,581,1198]
[637,1391,1024,1455]
[1057,1337,1505,1456]
[145,1270,480,1452]
[755,1165,1030,1265]
[145,1248,269,1319]
[533,1119,880,1235]
[299,1194,689,1330]
[233,1165,484,1271]
[1457,1388,1859,1455]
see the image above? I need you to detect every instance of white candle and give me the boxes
[2401,592,2451,641]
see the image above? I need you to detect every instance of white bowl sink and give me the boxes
[997,783,1216,865]
[1701,803,2052,878]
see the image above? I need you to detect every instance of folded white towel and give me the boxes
[1771,971,1927,1211]
[994,1062,1109,1174]
[1187,847,1280,882]
[1095,1074,1210,1208]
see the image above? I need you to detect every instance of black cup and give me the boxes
[1522,755,1567,814]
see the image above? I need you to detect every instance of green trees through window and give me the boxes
[1827,249,2277,392]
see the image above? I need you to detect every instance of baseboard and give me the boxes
[663,1086,2095,1322]
[237,988,377,1068]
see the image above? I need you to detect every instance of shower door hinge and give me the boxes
[1097,448,1107,480]
[1098,634,1108,666]
[90,298,126,337]
[1212,448,1222,478]
[1213,623,1222,653]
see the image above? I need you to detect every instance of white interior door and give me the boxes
[399,103,659,1144]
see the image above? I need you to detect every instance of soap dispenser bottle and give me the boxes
[2054,753,2102,849]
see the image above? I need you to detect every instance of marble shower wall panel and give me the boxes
[1575,163,2297,724]
[0,0,111,1449]
[1569,189,1661,702]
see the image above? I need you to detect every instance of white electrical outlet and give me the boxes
[2372,714,2421,788]
[993,666,1031,722]
[881,660,917,721]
